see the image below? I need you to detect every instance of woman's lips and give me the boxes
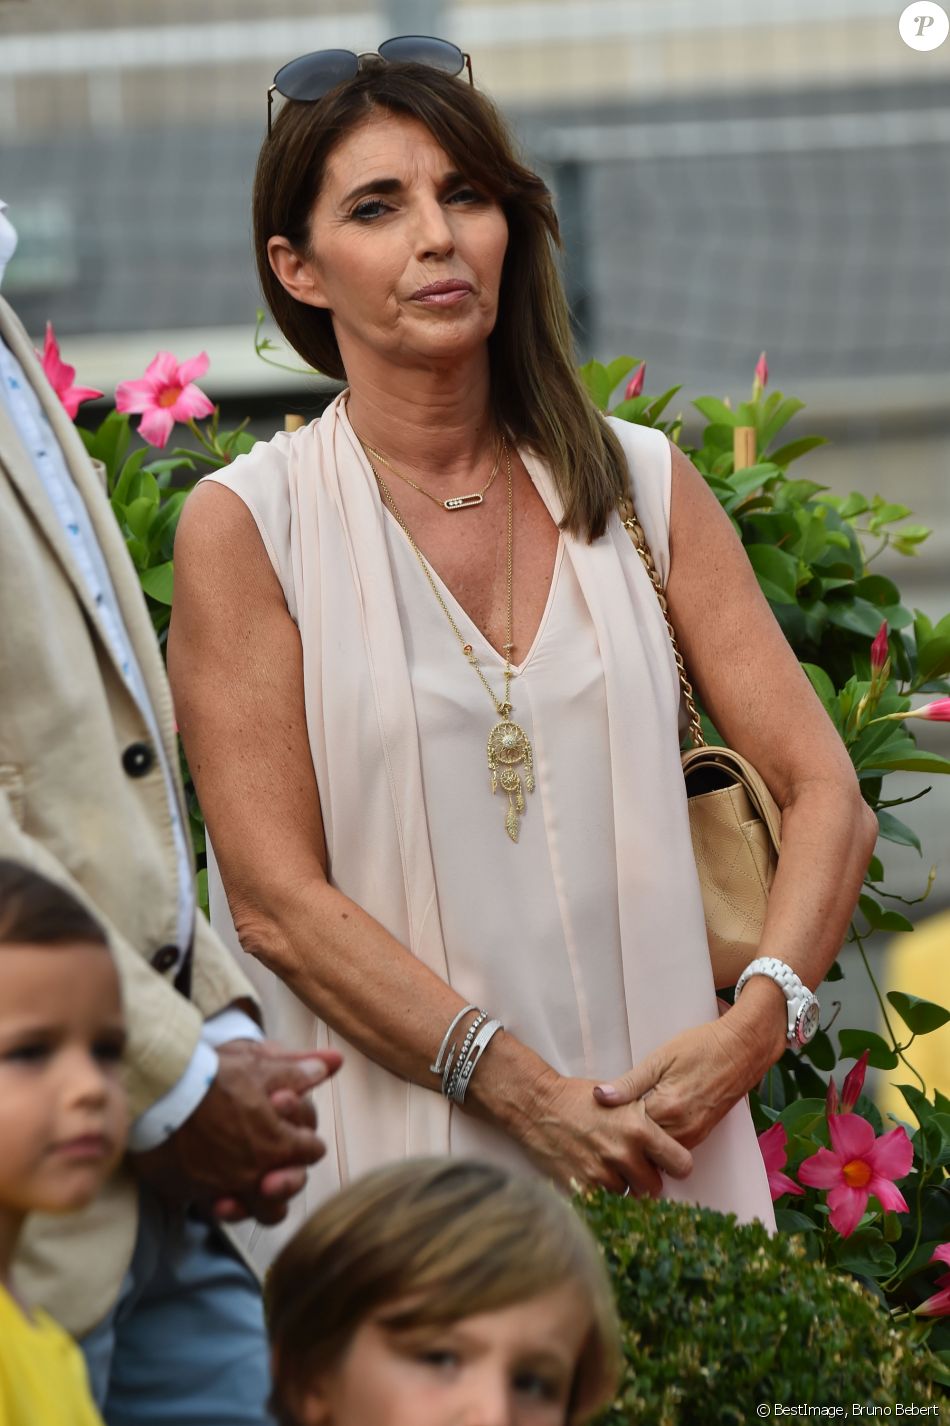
[410,280,473,306]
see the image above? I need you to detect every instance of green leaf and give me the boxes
[603,356,639,397]
[917,635,950,682]
[865,750,950,775]
[837,1029,898,1069]
[123,496,158,540]
[766,437,828,468]
[826,596,891,640]
[865,854,884,882]
[857,892,913,933]
[774,1209,819,1233]
[745,544,800,604]
[139,562,175,606]
[831,1231,896,1279]
[798,1027,835,1071]
[644,384,682,422]
[111,446,148,505]
[874,809,921,853]
[837,492,871,519]
[801,663,837,717]
[886,991,950,1036]
[893,1082,937,1127]
[868,501,912,531]
[692,396,737,426]
[577,360,610,411]
[758,395,805,450]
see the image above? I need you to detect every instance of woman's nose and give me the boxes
[413,197,456,259]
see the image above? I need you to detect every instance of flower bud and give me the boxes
[624,363,645,400]
[870,622,889,677]
[841,1050,869,1112]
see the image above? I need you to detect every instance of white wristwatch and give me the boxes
[734,956,821,1049]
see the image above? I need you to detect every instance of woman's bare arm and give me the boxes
[596,441,879,1142]
[167,480,693,1195]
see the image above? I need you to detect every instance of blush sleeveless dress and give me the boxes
[198,392,775,1267]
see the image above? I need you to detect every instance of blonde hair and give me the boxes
[253,62,630,542]
[265,1158,622,1425]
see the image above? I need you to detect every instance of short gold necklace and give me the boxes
[360,437,501,511]
[360,434,535,842]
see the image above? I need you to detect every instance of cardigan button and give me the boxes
[122,742,155,778]
[150,944,179,973]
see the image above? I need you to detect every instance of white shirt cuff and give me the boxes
[200,1007,265,1049]
[127,1008,264,1152]
[127,1040,219,1153]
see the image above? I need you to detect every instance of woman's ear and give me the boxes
[267,235,330,310]
[295,1384,333,1426]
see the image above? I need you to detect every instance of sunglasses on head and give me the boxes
[267,35,474,136]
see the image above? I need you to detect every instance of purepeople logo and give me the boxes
[899,2,950,48]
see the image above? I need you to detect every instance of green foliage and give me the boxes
[576,1190,938,1423]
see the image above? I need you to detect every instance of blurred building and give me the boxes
[2,0,948,420]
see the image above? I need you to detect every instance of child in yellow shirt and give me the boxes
[0,860,128,1426]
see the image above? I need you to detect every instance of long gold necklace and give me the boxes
[360,437,501,511]
[360,435,535,842]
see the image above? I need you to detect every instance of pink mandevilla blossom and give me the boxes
[909,696,950,722]
[757,1122,804,1202]
[870,622,889,678]
[624,362,645,400]
[916,1243,950,1317]
[754,351,768,390]
[37,322,103,420]
[115,350,214,449]
[798,1113,912,1237]
[840,1050,870,1112]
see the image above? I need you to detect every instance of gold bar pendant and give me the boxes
[444,493,484,510]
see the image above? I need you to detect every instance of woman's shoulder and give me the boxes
[604,415,673,541]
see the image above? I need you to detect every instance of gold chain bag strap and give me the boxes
[618,491,782,990]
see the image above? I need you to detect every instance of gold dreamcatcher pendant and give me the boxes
[487,717,535,842]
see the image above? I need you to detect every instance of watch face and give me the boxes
[797,1000,820,1043]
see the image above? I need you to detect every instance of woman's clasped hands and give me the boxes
[522,1015,765,1199]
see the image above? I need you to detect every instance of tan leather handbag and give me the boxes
[619,493,782,990]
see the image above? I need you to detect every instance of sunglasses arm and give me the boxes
[267,83,277,137]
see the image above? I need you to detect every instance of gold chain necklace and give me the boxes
[360,437,501,511]
[360,434,535,842]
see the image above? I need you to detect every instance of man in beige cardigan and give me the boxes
[0,201,335,1424]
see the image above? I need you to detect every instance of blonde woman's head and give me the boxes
[265,1158,622,1426]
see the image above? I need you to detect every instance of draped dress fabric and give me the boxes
[198,391,775,1268]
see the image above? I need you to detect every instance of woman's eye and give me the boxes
[448,187,482,204]
[352,198,390,221]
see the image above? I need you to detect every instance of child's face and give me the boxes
[0,941,127,1218]
[297,1281,592,1426]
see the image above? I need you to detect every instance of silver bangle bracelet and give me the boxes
[430,1004,478,1076]
[449,1019,504,1106]
[443,1011,487,1099]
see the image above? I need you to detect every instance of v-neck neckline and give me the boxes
[381,501,565,676]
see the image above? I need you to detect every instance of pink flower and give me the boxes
[870,622,889,678]
[907,697,950,722]
[37,322,103,420]
[624,362,645,400]
[757,1122,804,1202]
[753,350,768,394]
[916,1243,950,1318]
[798,1113,912,1237]
[115,350,214,448]
[841,1051,870,1112]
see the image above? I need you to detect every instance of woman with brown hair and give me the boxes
[167,40,877,1268]
[265,1157,621,1426]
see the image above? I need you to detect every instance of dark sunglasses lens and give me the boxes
[274,49,359,101]
[377,35,464,75]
